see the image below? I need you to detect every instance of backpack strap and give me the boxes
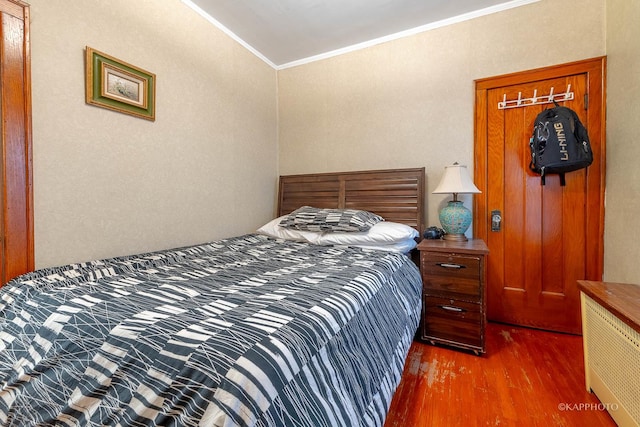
[540,173,566,186]
[540,171,567,186]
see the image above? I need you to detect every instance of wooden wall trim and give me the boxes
[1,0,33,285]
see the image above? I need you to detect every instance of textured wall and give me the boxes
[277,0,605,238]
[28,0,636,283]
[30,0,278,268]
[604,0,640,283]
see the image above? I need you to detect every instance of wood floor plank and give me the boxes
[385,323,617,426]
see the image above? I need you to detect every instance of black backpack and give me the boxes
[529,105,593,185]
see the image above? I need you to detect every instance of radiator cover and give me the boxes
[582,293,640,427]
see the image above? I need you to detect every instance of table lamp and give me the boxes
[432,163,481,241]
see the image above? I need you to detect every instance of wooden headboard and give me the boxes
[277,167,425,233]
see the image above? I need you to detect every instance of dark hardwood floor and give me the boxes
[384,322,617,426]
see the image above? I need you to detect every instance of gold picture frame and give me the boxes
[85,47,156,121]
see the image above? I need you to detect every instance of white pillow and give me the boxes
[314,221,418,246]
[256,215,322,243]
[353,238,418,253]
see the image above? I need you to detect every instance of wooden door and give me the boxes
[473,58,606,334]
[0,0,33,285]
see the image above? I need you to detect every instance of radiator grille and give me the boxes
[584,295,640,424]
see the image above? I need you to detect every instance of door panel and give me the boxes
[474,58,605,334]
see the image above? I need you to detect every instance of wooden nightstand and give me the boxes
[417,238,489,354]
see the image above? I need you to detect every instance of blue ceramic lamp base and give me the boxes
[439,200,472,241]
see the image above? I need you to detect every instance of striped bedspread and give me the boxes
[0,234,421,427]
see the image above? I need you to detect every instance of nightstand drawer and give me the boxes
[422,252,480,279]
[422,253,481,298]
[422,296,482,348]
[423,296,481,322]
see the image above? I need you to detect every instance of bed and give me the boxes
[0,168,425,427]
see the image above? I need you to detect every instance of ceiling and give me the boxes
[183,0,536,69]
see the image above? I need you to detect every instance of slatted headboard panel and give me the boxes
[277,168,425,233]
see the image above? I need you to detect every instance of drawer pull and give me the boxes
[440,305,466,313]
[437,262,466,269]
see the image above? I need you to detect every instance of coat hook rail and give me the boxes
[497,85,573,110]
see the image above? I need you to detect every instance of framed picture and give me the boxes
[85,47,156,121]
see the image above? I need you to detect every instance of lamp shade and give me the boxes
[432,163,480,195]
